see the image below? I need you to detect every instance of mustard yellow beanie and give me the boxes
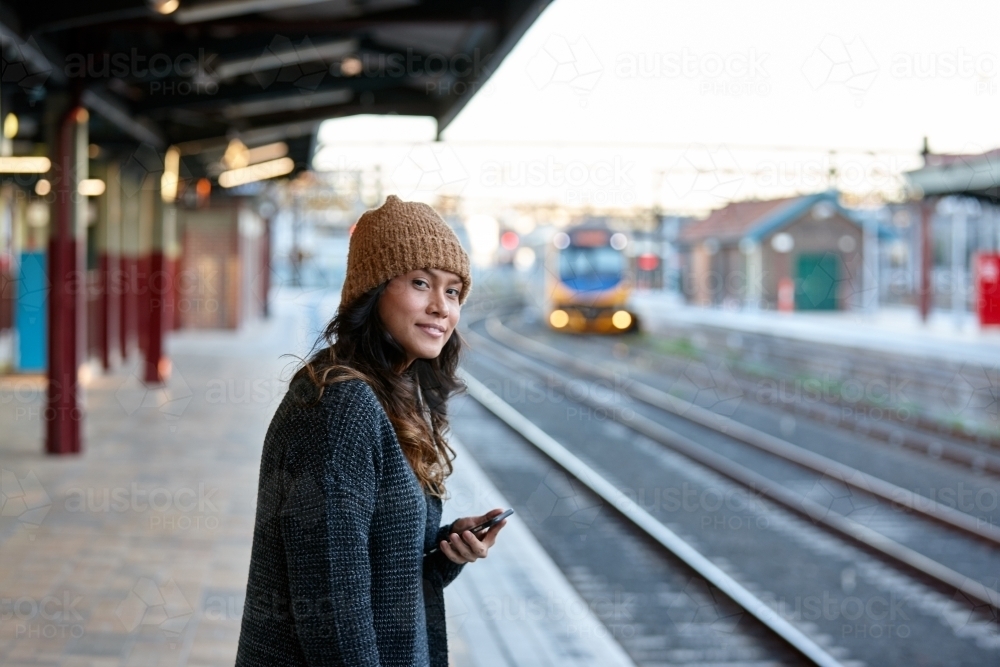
[341,195,472,306]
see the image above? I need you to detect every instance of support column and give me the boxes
[120,166,140,360]
[863,214,879,313]
[951,203,968,329]
[261,214,271,319]
[136,186,153,357]
[95,161,121,370]
[144,197,171,384]
[742,240,762,310]
[45,104,88,455]
[918,198,934,323]
[166,205,181,332]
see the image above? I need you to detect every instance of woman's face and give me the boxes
[378,268,463,366]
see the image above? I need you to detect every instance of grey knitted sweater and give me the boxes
[235,377,464,667]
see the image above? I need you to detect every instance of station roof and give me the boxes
[679,191,856,246]
[0,0,550,178]
[905,148,1000,203]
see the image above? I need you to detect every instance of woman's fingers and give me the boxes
[479,520,507,547]
[440,530,490,563]
[441,510,508,563]
[439,539,463,564]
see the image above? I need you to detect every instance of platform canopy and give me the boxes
[905,149,1000,204]
[0,0,549,179]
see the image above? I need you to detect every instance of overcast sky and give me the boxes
[315,0,1000,214]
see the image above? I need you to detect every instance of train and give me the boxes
[544,226,638,333]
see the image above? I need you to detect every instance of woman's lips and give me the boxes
[416,323,446,338]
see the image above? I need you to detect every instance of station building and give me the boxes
[678,190,866,311]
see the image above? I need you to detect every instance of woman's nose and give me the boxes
[427,290,449,316]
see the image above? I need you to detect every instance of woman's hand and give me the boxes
[439,508,508,564]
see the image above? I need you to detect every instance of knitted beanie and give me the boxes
[341,195,472,306]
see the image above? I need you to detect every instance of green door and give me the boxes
[795,253,839,310]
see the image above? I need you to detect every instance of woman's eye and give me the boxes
[413,279,428,288]
[447,289,460,298]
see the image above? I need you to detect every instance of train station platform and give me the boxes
[632,291,1000,367]
[0,290,632,667]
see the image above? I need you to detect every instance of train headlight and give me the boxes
[549,310,569,328]
[612,310,632,330]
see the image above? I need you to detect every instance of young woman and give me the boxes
[236,195,506,667]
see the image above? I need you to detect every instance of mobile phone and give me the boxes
[467,508,514,534]
[425,509,513,556]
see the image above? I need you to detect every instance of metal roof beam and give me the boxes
[81,88,166,148]
[173,0,333,24]
[213,37,358,79]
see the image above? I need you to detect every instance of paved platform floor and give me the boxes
[0,291,632,667]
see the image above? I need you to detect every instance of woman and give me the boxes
[236,195,506,667]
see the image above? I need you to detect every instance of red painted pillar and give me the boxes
[120,255,134,359]
[918,198,934,322]
[46,105,88,455]
[137,254,149,355]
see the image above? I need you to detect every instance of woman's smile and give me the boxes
[416,322,447,338]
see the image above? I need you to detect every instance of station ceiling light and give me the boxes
[3,113,18,139]
[161,146,181,203]
[0,156,51,173]
[150,0,179,15]
[246,141,288,164]
[35,179,51,196]
[223,138,250,170]
[218,157,294,188]
[78,179,106,196]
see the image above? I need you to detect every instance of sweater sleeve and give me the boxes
[279,384,383,666]
[426,522,465,587]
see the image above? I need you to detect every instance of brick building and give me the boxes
[679,190,865,310]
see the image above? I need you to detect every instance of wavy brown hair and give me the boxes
[293,283,464,497]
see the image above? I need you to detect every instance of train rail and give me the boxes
[622,316,1000,456]
[460,369,845,667]
[468,316,1000,612]
[454,304,1000,660]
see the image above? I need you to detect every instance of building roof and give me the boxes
[679,191,845,245]
[905,148,1000,203]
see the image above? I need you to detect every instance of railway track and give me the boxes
[453,304,1000,666]
[619,315,1000,457]
[475,315,1000,607]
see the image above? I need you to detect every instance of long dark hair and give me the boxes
[293,283,464,497]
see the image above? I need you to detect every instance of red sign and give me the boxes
[637,253,659,271]
[778,276,794,313]
[572,230,608,247]
[977,253,1000,326]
